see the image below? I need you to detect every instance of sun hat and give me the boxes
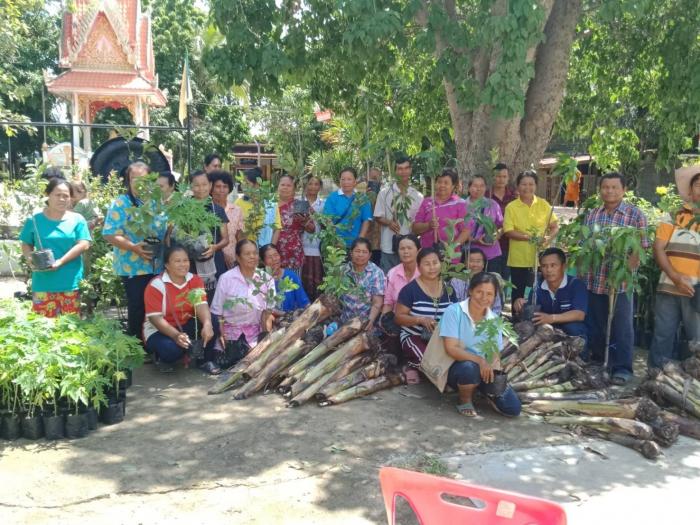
[675,164,700,203]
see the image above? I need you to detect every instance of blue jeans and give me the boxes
[648,292,700,369]
[447,360,522,416]
[559,321,587,341]
[145,318,219,364]
[584,291,634,377]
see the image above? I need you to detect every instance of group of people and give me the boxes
[19,153,700,417]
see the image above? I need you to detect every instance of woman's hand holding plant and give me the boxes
[132,241,153,261]
[478,357,494,383]
[175,332,191,349]
[201,245,216,259]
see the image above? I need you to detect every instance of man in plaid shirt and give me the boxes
[583,173,649,384]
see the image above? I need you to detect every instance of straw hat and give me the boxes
[675,164,700,203]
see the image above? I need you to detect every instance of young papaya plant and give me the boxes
[474,317,519,365]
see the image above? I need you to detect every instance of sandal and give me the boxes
[199,361,222,376]
[402,366,421,385]
[456,402,478,417]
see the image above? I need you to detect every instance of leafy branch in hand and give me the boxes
[237,173,278,240]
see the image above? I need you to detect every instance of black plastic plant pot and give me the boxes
[43,414,65,440]
[1,414,21,440]
[21,414,45,440]
[124,368,133,388]
[65,413,89,439]
[143,237,162,253]
[189,339,205,361]
[31,249,55,270]
[86,408,98,431]
[521,304,542,322]
[481,370,509,397]
[100,402,124,425]
[293,200,310,215]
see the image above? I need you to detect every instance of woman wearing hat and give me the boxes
[648,165,700,369]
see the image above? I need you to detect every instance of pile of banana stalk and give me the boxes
[501,322,605,401]
[208,296,405,406]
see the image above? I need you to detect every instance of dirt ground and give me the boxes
[2,277,699,524]
[0,364,576,524]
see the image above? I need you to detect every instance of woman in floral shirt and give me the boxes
[340,237,386,329]
[276,175,306,273]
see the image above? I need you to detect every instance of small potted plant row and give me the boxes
[0,299,143,441]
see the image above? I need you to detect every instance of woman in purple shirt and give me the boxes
[412,168,470,256]
[464,175,504,275]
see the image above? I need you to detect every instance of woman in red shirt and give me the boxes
[143,245,219,374]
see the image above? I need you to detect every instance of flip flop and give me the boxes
[456,402,477,417]
[402,366,421,385]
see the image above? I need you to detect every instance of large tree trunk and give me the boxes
[436,0,583,180]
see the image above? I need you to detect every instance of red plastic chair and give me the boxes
[379,467,567,525]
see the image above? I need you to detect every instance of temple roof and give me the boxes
[46,71,166,106]
[49,0,165,106]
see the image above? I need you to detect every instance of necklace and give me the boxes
[418,277,443,319]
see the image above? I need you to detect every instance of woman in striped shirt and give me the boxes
[395,247,457,366]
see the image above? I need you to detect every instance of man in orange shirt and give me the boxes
[648,166,700,368]
[564,169,582,207]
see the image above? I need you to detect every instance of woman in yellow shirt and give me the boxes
[503,170,559,310]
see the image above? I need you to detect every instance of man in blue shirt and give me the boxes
[514,247,588,341]
[322,167,372,248]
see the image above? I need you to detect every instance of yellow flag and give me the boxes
[178,54,192,126]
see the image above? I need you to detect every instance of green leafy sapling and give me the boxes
[126,173,166,241]
[237,172,279,240]
[474,317,519,365]
[165,192,222,249]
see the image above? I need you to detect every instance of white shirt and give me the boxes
[373,183,423,254]
[302,197,325,256]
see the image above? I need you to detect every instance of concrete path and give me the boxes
[2,363,699,524]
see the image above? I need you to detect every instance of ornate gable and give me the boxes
[74,13,132,71]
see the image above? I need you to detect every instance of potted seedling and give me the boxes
[126,174,166,262]
[60,369,91,439]
[41,358,66,440]
[27,213,56,270]
[474,317,518,396]
[178,288,208,361]
[164,192,221,261]
[465,197,498,245]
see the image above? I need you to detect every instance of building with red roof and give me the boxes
[45,0,166,153]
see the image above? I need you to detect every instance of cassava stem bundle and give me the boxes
[318,373,405,407]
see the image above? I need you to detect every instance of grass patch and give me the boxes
[387,453,450,477]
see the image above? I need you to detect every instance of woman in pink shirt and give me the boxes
[412,168,470,252]
[382,234,421,314]
[210,239,275,348]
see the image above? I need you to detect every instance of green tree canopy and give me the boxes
[207,0,584,179]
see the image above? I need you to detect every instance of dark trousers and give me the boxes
[447,360,521,416]
[122,274,155,342]
[145,318,219,364]
[584,291,634,376]
[509,267,534,307]
[486,255,505,276]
